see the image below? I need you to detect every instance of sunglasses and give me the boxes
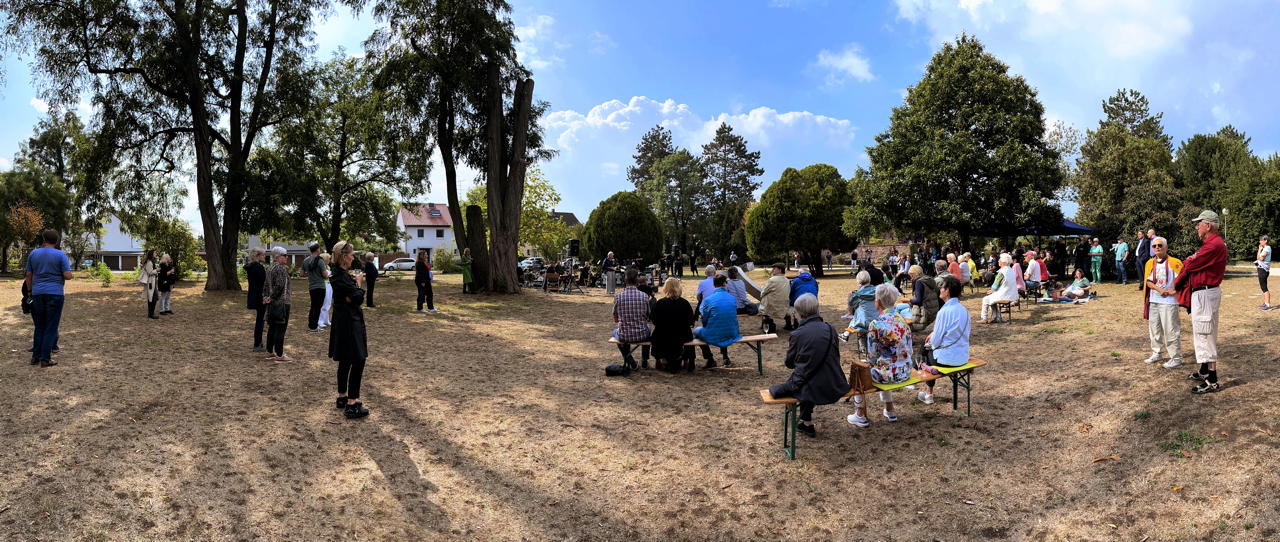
[1152,244,1165,247]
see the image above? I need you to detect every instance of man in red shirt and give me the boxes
[1174,210,1228,394]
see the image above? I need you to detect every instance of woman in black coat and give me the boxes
[768,293,852,437]
[650,277,696,373]
[245,247,267,352]
[414,250,435,313]
[329,241,369,419]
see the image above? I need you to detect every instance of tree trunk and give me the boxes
[807,251,825,278]
[483,66,534,294]
[192,126,235,291]
[465,205,490,290]
[438,100,470,260]
[1,243,8,273]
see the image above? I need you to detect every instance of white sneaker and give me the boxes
[418,309,429,313]
[916,391,935,405]
[1162,359,1183,369]
[882,409,898,422]
[429,309,439,313]
[1144,354,1161,364]
[847,413,870,428]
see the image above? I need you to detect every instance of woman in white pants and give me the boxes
[318,252,334,329]
[981,253,1019,323]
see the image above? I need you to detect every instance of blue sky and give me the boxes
[3,0,1279,236]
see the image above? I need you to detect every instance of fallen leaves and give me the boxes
[1092,455,1121,463]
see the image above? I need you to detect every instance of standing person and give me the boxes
[1175,210,1228,394]
[695,274,742,368]
[245,247,268,352]
[363,252,381,308]
[793,252,800,269]
[769,293,851,437]
[729,251,738,267]
[848,283,911,428]
[826,250,833,271]
[157,254,177,315]
[1113,236,1130,285]
[303,242,326,332]
[980,254,1019,323]
[612,268,652,370]
[1256,235,1272,310]
[25,230,72,368]
[459,247,475,294]
[1089,238,1104,284]
[1142,237,1183,368]
[414,250,437,313]
[887,251,899,276]
[264,246,294,362]
[758,263,791,334]
[674,252,685,278]
[318,252,334,328]
[602,251,619,295]
[1134,229,1151,292]
[1073,238,1090,279]
[139,249,160,320]
[329,241,370,419]
[787,266,820,331]
[651,278,695,372]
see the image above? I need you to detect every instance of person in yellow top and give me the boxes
[1142,237,1183,368]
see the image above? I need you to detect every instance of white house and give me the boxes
[95,215,146,270]
[398,203,456,260]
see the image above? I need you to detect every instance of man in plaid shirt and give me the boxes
[613,268,652,369]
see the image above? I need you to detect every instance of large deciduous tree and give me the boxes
[464,166,575,259]
[582,192,663,265]
[1174,127,1274,258]
[2,0,324,290]
[856,35,1063,250]
[745,164,854,277]
[626,125,676,188]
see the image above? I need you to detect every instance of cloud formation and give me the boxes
[29,97,48,113]
[516,14,565,71]
[814,43,875,87]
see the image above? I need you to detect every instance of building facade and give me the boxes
[398,203,456,259]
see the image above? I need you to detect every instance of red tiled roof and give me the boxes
[400,203,453,227]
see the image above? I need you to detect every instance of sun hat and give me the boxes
[1192,210,1220,224]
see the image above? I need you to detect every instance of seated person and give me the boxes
[650,278,696,372]
[862,262,885,285]
[758,263,791,334]
[694,274,742,368]
[848,283,913,428]
[1063,268,1092,299]
[979,262,997,287]
[769,293,852,438]
[725,267,759,315]
[981,254,1020,323]
[1023,251,1042,293]
[846,271,878,331]
[918,275,971,405]
[611,268,651,369]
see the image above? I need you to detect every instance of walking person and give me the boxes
[21,276,58,355]
[1257,235,1272,310]
[303,242,326,332]
[414,250,437,313]
[157,254,177,315]
[139,249,161,320]
[1175,211,1228,394]
[460,247,475,294]
[264,246,294,362]
[318,252,334,328]
[329,241,370,419]
[245,247,268,352]
[1142,237,1183,368]
[25,230,72,368]
[363,252,381,308]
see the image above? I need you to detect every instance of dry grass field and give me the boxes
[1,269,1278,541]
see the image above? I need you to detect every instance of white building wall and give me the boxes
[402,226,457,256]
[99,216,144,252]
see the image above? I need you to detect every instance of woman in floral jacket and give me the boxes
[848,283,913,429]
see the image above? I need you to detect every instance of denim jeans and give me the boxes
[1115,261,1127,284]
[31,294,65,362]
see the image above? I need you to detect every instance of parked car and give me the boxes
[517,257,545,271]
[383,257,415,272]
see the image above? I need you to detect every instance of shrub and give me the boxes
[92,261,113,287]
[237,264,248,284]
[434,250,460,274]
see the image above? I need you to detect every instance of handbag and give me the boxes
[268,302,288,324]
[604,364,631,377]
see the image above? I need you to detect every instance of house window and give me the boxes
[430,209,442,217]
[418,229,424,238]
[436,229,444,238]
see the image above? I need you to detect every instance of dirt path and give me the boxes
[1,272,1277,541]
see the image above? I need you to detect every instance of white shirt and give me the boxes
[1147,259,1177,305]
[1024,260,1041,282]
[992,266,1019,302]
[930,298,971,366]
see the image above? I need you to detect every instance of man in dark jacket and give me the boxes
[363,252,381,307]
[768,293,852,437]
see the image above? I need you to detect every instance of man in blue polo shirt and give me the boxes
[25,230,73,367]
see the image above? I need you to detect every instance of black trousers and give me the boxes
[146,289,158,317]
[365,278,376,307]
[337,358,366,399]
[307,288,325,330]
[417,281,434,310]
[616,343,650,365]
[253,306,266,347]
[799,401,814,422]
[266,305,290,356]
[699,345,730,360]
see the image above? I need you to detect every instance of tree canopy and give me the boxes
[745,164,854,277]
[626,125,676,188]
[582,191,663,264]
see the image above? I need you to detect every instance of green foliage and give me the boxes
[90,261,113,287]
[698,123,763,258]
[433,250,460,274]
[640,149,706,252]
[1158,430,1218,457]
[582,192,664,263]
[1173,127,1276,259]
[464,166,575,259]
[626,125,677,188]
[136,218,203,279]
[746,164,855,276]
[855,35,1063,248]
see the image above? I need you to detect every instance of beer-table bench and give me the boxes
[759,358,987,459]
[608,333,778,375]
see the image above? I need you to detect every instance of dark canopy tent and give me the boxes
[973,219,1094,237]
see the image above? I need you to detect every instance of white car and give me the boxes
[383,258,415,272]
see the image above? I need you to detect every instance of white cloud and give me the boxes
[589,31,616,55]
[516,14,564,71]
[0,157,11,171]
[1210,81,1222,95]
[29,97,49,113]
[600,162,621,176]
[814,43,875,87]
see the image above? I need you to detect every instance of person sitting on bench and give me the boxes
[786,267,819,330]
[919,275,970,405]
[848,283,913,428]
[612,268,651,369]
[981,254,1019,323]
[651,277,695,373]
[725,267,759,315]
[846,270,877,332]
[768,293,851,438]
[694,274,742,368]
[758,263,791,334]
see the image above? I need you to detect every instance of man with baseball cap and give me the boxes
[1174,210,1228,394]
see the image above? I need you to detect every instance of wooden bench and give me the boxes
[993,300,1017,321]
[759,358,987,459]
[609,333,778,375]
